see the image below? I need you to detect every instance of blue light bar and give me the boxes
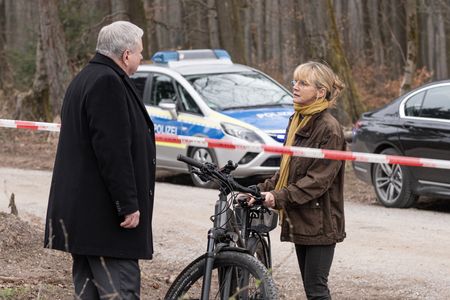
[151,51,179,64]
[213,49,231,60]
[151,49,232,64]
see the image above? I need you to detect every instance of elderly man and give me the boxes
[44,21,155,299]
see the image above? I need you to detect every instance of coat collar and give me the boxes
[295,110,327,138]
[90,53,154,129]
[90,53,127,77]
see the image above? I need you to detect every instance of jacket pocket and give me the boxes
[288,200,323,236]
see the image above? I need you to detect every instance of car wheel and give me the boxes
[188,147,218,188]
[372,148,418,208]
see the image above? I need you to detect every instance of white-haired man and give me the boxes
[44,21,155,299]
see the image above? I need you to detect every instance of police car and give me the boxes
[131,49,293,187]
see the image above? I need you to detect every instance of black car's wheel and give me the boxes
[188,147,218,188]
[372,148,418,208]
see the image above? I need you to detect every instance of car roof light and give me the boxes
[151,51,179,64]
[151,49,232,66]
[213,49,231,60]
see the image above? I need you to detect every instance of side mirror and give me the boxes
[158,99,177,119]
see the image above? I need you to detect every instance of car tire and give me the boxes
[372,148,418,208]
[188,147,218,189]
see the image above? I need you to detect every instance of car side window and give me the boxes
[176,83,202,115]
[404,91,425,117]
[130,72,149,103]
[421,86,450,120]
[151,74,177,106]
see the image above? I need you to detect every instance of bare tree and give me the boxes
[142,0,160,55]
[215,0,247,64]
[326,0,365,124]
[111,0,130,21]
[0,0,12,91]
[38,0,71,120]
[400,0,418,95]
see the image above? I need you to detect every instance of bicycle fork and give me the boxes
[201,192,229,299]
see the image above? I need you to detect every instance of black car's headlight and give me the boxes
[221,122,264,144]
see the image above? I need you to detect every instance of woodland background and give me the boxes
[0,0,449,126]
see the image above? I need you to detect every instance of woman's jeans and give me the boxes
[295,244,336,300]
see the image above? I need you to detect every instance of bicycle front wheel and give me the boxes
[165,250,278,300]
[248,236,272,270]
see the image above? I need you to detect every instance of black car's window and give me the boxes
[151,74,177,106]
[404,91,425,117]
[176,84,202,115]
[130,72,148,101]
[421,86,450,120]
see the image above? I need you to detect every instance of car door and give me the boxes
[145,73,188,169]
[398,84,450,186]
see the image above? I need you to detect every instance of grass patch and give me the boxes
[0,287,29,299]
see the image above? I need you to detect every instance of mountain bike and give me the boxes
[165,154,279,300]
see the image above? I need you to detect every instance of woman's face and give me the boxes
[292,79,324,105]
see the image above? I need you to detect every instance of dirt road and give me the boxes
[1,167,450,299]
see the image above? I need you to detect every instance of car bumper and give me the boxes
[214,147,280,178]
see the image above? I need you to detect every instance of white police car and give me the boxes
[131,49,293,187]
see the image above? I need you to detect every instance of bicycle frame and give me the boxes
[176,154,275,299]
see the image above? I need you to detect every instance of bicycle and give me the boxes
[165,154,279,300]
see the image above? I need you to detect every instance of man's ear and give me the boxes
[122,50,130,66]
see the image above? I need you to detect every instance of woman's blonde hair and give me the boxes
[293,61,345,105]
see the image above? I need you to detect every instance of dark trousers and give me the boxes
[72,254,140,300]
[295,244,336,300]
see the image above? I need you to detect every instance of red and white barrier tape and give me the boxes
[2,118,450,170]
[0,119,61,132]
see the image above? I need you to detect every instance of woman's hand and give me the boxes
[261,192,276,208]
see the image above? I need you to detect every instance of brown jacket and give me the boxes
[258,110,346,245]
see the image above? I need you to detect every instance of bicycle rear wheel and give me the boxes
[165,251,278,300]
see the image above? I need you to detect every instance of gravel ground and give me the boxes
[1,129,450,299]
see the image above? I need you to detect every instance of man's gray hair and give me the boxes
[96,21,144,59]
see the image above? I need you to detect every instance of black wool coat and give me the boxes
[44,53,156,259]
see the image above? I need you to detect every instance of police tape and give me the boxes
[2,118,450,170]
[0,119,61,132]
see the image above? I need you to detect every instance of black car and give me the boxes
[351,80,450,208]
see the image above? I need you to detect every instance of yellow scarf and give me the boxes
[275,98,329,220]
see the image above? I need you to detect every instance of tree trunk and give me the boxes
[110,0,129,21]
[142,0,160,56]
[280,0,297,83]
[0,0,12,91]
[207,0,220,49]
[366,0,385,66]
[129,0,148,57]
[183,0,210,49]
[215,0,246,64]
[249,0,264,65]
[14,38,50,121]
[435,5,447,79]
[400,0,418,95]
[37,0,71,120]
[325,0,365,125]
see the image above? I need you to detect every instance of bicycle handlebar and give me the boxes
[177,154,204,169]
[177,154,262,198]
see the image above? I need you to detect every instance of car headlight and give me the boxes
[221,122,264,144]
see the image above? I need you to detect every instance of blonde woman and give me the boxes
[255,61,346,299]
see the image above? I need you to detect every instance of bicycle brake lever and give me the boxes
[192,169,210,182]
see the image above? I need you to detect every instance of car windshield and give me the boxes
[185,71,292,111]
